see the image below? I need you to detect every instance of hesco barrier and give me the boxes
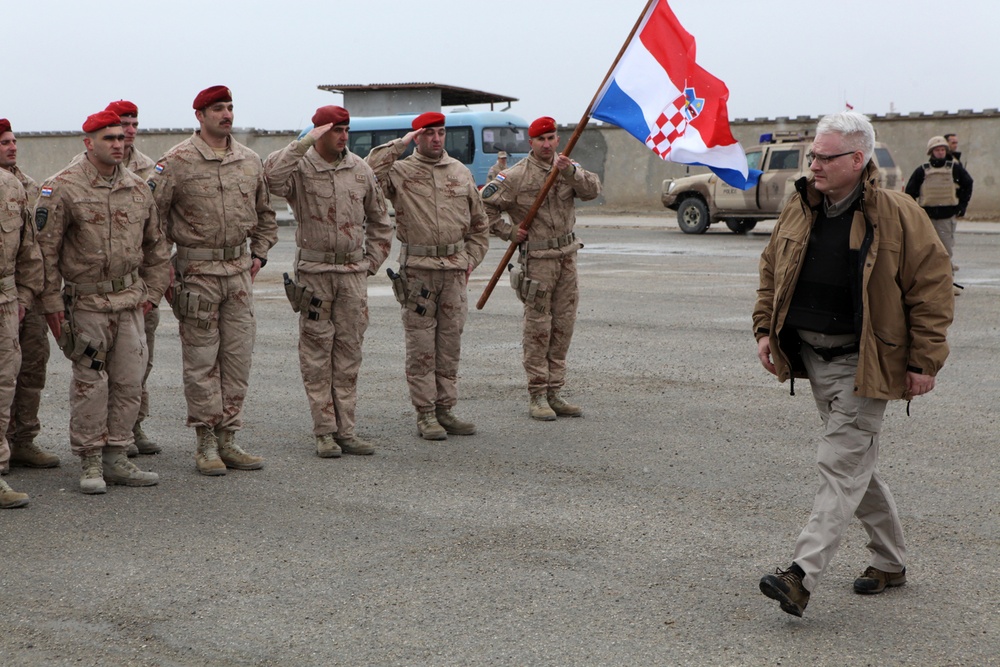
[14,109,1000,218]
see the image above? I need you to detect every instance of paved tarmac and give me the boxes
[3,215,998,666]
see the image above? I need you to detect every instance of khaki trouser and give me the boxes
[68,307,146,456]
[0,303,22,469]
[136,306,160,423]
[793,332,906,593]
[523,254,578,396]
[401,267,467,412]
[177,271,256,431]
[7,306,49,445]
[931,216,957,270]
[297,271,368,438]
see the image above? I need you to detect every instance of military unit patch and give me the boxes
[482,184,498,199]
[35,207,48,231]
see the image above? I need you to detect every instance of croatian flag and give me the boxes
[592,0,760,190]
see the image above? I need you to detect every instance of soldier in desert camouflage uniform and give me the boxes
[265,105,393,458]
[147,86,277,476]
[481,116,601,421]
[36,110,169,495]
[0,117,60,471]
[366,112,489,441]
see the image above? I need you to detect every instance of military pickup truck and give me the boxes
[660,131,903,234]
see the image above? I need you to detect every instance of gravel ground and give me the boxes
[2,216,998,666]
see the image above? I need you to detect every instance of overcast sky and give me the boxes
[4,0,995,133]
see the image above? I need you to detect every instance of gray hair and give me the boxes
[816,111,875,163]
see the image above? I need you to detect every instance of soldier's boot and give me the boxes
[529,394,557,421]
[416,411,447,441]
[435,407,476,436]
[315,434,342,459]
[102,448,159,487]
[547,391,583,418]
[194,426,227,477]
[79,452,108,495]
[0,479,29,509]
[217,430,265,470]
[335,435,375,456]
[126,442,139,457]
[10,440,61,468]
[132,422,162,456]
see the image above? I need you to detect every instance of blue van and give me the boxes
[302,110,531,187]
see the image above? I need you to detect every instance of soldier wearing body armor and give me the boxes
[904,136,973,276]
[0,118,60,472]
[481,116,602,421]
[265,105,393,458]
[366,112,489,441]
[36,110,169,495]
[148,86,277,476]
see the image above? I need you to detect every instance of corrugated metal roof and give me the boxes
[317,82,517,107]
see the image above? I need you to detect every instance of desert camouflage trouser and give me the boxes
[177,271,255,431]
[0,303,22,469]
[67,307,146,456]
[7,305,49,446]
[401,268,467,413]
[522,253,578,396]
[136,306,160,423]
[297,271,368,438]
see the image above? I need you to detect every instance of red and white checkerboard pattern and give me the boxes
[645,94,690,158]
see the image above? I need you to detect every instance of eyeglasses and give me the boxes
[806,150,856,166]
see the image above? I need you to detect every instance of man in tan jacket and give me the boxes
[481,116,601,420]
[265,105,393,458]
[754,111,954,617]
[36,110,169,495]
[0,166,43,507]
[366,112,489,441]
[148,85,277,476]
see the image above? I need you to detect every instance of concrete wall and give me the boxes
[13,109,999,217]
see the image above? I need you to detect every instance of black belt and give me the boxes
[807,341,859,362]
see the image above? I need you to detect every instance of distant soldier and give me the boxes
[481,116,602,420]
[0,117,59,470]
[105,100,160,456]
[366,112,489,441]
[36,110,169,495]
[486,151,509,182]
[0,164,43,507]
[905,136,973,277]
[264,105,393,458]
[943,133,962,164]
[148,86,278,475]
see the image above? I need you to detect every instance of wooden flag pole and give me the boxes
[476,0,658,310]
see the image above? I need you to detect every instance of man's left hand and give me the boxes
[554,154,574,172]
[905,371,935,399]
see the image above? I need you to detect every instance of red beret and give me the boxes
[411,112,445,130]
[105,100,138,117]
[312,105,350,127]
[529,116,557,138]
[0,118,10,135]
[193,85,232,110]
[82,110,122,134]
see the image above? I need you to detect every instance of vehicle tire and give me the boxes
[725,219,758,234]
[677,198,710,234]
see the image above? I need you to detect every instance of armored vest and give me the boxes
[918,161,959,207]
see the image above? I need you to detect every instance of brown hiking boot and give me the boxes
[760,565,810,617]
[529,394,556,421]
[194,426,226,476]
[416,411,447,441]
[854,566,907,594]
[0,479,29,508]
[217,429,264,470]
[102,448,159,487]
[547,391,583,417]
[335,436,375,456]
[132,422,162,455]
[315,434,342,458]
[80,452,108,495]
[435,407,476,435]
[10,440,61,468]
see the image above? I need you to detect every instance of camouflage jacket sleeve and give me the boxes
[249,156,278,261]
[34,182,68,314]
[465,179,490,269]
[364,139,407,197]
[263,138,311,199]
[139,193,170,304]
[480,171,518,241]
[361,163,393,276]
[13,187,43,307]
[146,155,176,233]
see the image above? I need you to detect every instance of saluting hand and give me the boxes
[308,123,333,140]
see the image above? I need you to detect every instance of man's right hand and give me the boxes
[46,311,64,339]
[307,123,333,141]
[757,336,777,375]
[401,130,420,146]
